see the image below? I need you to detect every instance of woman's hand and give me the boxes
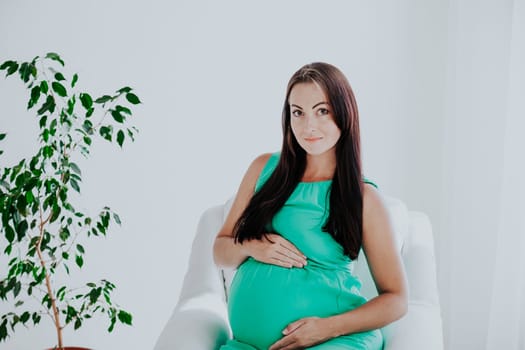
[243,233,307,268]
[269,317,334,350]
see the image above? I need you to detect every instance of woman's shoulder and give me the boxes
[249,152,280,192]
[362,182,389,227]
[243,152,278,186]
[247,152,273,175]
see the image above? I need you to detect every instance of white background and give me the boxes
[1,1,523,349]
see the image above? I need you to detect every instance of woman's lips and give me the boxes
[305,137,322,142]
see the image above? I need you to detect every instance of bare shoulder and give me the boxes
[250,152,273,174]
[362,183,390,229]
[243,152,273,185]
[363,183,384,207]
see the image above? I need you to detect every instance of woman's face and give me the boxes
[289,82,341,156]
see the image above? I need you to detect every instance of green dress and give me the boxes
[220,152,384,350]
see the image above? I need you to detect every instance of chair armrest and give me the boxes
[383,302,443,350]
[153,293,231,350]
[402,211,441,306]
[178,205,227,304]
[383,211,443,350]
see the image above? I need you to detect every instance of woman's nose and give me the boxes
[305,114,317,130]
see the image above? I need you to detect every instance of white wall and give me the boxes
[1,1,515,349]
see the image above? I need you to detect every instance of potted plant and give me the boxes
[0,53,140,349]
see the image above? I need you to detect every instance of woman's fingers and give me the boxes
[273,236,307,264]
[280,242,307,262]
[268,235,307,267]
[269,256,294,268]
[275,248,306,267]
[252,233,308,268]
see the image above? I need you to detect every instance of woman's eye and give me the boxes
[318,108,329,116]
[292,110,303,117]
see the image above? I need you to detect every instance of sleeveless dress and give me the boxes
[220,152,384,350]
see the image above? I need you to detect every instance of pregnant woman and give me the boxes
[213,62,408,350]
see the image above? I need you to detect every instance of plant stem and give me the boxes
[38,205,63,350]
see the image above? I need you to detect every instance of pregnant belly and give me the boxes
[228,258,365,349]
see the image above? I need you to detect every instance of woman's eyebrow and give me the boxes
[312,101,329,109]
[291,101,329,110]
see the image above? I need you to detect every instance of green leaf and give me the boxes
[0,319,8,341]
[108,316,116,332]
[67,97,75,115]
[74,318,82,330]
[99,126,112,142]
[0,60,17,71]
[45,52,65,66]
[80,93,93,110]
[16,220,28,241]
[111,110,124,123]
[117,86,132,93]
[32,312,41,325]
[70,178,80,193]
[62,251,69,260]
[15,300,24,307]
[75,254,84,268]
[117,130,124,147]
[0,60,11,69]
[125,93,141,104]
[71,73,78,88]
[116,105,132,115]
[89,287,101,304]
[63,171,70,184]
[118,310,133,325]
[70,162,81,175]
[52,81,67,97]
[42,129,50,142]
[82,119,93,134]
[113,213,121,225]
[5,225,15,243]
[57,286,67,301]
[40,80,49,94]
[86,107,94,118]
[60,227,70,241]
[42,145,54,158]
[19,62,34,83]
[28,85,41,109]
[50,205,61,223]
[95,95,112,104]
[20,311,30,323]
[0,133,6,141]
[37,95,56,115]
[76,244,85,254]
[84,136,92,145]
[14,282,22,298]
[49,119,57,135]
[54,72,65,81]
[25,190,34,204]
[39,115,48,129]
[0,60,19,77]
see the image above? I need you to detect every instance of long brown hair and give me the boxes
[233,62,364,259]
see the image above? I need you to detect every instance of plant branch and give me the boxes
[37,203,63,349]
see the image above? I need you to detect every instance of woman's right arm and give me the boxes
[213,153,307,270]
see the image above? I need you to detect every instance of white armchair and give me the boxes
[154,195,444,350]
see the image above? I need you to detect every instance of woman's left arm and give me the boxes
[269,184,408,350]
[326,183,409,335]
